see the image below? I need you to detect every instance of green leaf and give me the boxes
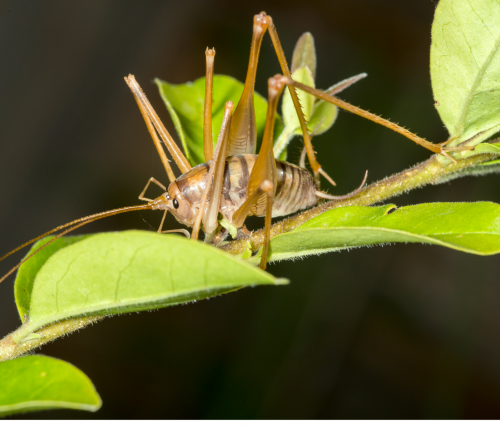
[481,158,500,166]
[282,66,315,131]
[306,74,371,138]
[475,142,500,165]
[14,236,90,323]
[430,0,500,143]
[273,33,318,159]
[0,355,101,417]
[275,52,343,158]
[255,203,500,263]
[13,231,286,342]
[274,66,317,158]
[474,142,500,154]
[156,75,282,166]
[308,98,338,137]
[291,32,317,79]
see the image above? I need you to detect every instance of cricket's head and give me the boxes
[150,182,196,227]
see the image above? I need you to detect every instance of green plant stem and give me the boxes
[273,125,296,158]
[0,316,104,362]
[0,151,498,362]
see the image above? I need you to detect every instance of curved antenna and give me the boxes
[0,203,152,286]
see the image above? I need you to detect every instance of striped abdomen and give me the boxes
[173,154,318,226]
[220,154,318,221]
[272,157,318,217]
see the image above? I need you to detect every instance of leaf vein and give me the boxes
[114,246,147,303]
[54,257,78,315]
[454,3,500,134]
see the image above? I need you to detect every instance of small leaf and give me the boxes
[14,231,286,341]
[0,355,101,417]
[156,75,282,166]
[324,73,367,96]
[430,0,500,143]
[257,203,500,263]
[308,99,338,136]
[273,32,318,159]
[481,158,500,166]
[274,75,353,157]
[14,236,90,322]
[474,142,500,154]
[282,66,315,132]
[291,32,316,79]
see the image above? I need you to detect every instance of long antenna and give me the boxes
[0,203,152,286]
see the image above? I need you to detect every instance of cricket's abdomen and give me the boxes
[220,154,318,221]
[272,157,318,216]
[173,154,318,225]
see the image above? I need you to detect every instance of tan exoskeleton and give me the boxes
[0,12,462,282]
[123,12,371,270]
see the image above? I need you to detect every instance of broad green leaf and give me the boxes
[430,0,500,143]
[282,66,315,130]
[291,32,316,79]
[156,75,282,166]
[0,355,101,417]
[14,236,89,322]
[13,231,286,341]
[253,203,500,263]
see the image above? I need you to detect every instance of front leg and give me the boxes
[191,101,234,240]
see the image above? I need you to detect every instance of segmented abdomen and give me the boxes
[221,155,318,219]
[272,159,318,217]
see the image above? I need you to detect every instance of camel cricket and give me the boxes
[0,12,462,282]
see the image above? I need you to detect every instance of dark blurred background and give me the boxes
[1,0,499,419]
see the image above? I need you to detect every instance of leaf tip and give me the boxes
[273,277,290,286]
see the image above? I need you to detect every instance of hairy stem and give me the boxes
[0,316,104,362]
[0,151,498,362]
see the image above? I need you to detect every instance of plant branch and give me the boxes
[0,316,104,362]
[0,151,498,362]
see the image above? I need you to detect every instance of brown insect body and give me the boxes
[161,154,318,230]
[3,9,447,281]
[0,12,368,280]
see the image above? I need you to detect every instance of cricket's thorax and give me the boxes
[173,154,318,227]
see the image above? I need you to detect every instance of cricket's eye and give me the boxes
[173,199,179,209]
